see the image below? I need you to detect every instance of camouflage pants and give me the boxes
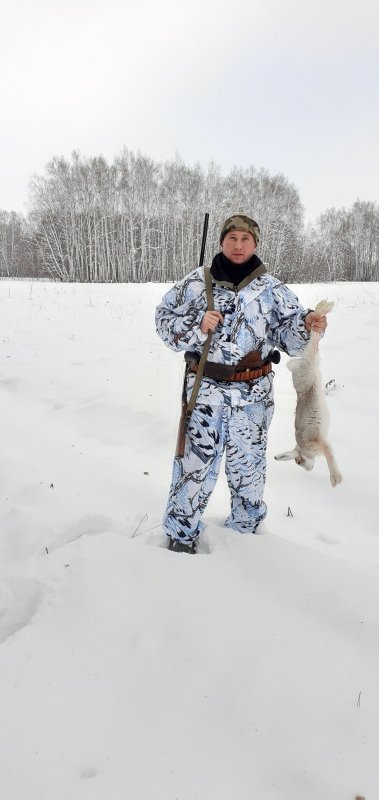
[163,394,274,543]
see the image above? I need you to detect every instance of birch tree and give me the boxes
[9,149,376,283]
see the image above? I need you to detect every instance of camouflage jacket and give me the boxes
[155,265,310,365]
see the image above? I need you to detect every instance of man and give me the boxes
[155,214,327,554]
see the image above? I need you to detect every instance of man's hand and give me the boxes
[200,310,224,334]
[305,312,328,334]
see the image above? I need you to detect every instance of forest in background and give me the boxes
[1,149,378,283]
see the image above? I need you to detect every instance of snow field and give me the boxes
[0,279,378,799]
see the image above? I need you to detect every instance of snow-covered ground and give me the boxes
[0,279,378,800]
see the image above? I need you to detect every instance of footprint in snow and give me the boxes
[50,514,118,552]
[0,576,42,644]
[80,768,97,780]
[0,376,24,392]
[316,532,340,545]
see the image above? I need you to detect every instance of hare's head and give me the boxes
[295,453,315,471]
[275,448,314,471]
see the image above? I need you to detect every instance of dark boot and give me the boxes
[168,537,197,555]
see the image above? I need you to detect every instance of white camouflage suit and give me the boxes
[155,265,310,544]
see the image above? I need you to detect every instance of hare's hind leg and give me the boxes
[319,438,342,487]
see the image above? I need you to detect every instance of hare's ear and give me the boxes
[274,449,298,462]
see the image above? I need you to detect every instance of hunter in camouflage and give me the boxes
[156,214,328,554]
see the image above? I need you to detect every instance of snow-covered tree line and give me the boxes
[1,150,378,282]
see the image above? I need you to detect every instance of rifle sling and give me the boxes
[185,266,214,424]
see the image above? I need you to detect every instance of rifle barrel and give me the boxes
[199,213,209,267]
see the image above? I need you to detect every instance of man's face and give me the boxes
[221,230,257,263]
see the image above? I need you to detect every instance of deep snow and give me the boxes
[0,279,378,800]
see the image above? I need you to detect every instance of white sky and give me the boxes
[1,0,378,222]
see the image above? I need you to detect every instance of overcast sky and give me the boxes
[1,0,378,222]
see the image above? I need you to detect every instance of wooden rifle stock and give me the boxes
[175,397,189,458]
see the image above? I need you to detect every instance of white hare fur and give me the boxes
[275,300,342,487]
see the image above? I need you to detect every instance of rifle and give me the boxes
[175,212,210,458]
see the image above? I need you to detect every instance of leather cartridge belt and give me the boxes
[189,360,272,382]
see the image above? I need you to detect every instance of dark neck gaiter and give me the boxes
[210,252,263,285]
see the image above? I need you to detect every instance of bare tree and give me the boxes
[2,149,376,283]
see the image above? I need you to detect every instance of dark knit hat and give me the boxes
[220,214,260,245]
